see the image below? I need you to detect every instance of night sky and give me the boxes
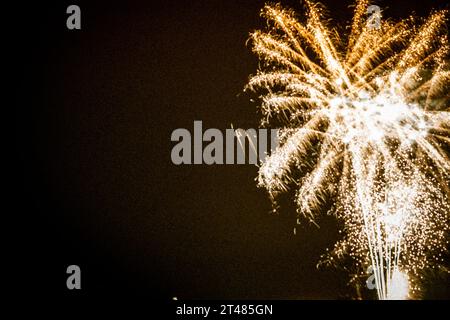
[16,0,449,300]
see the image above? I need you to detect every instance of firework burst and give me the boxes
[246,0,450,299]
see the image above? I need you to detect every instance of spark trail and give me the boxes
[246,0,450,299]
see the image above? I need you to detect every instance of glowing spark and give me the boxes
[246,0,450,299]
[387,269,410,300]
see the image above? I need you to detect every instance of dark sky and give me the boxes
[16,0,449,300]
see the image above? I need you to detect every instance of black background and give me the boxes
[14,0,449,301]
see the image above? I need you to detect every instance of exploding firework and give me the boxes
[246,0,450,299]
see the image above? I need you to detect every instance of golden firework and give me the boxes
[246,0,450,299]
